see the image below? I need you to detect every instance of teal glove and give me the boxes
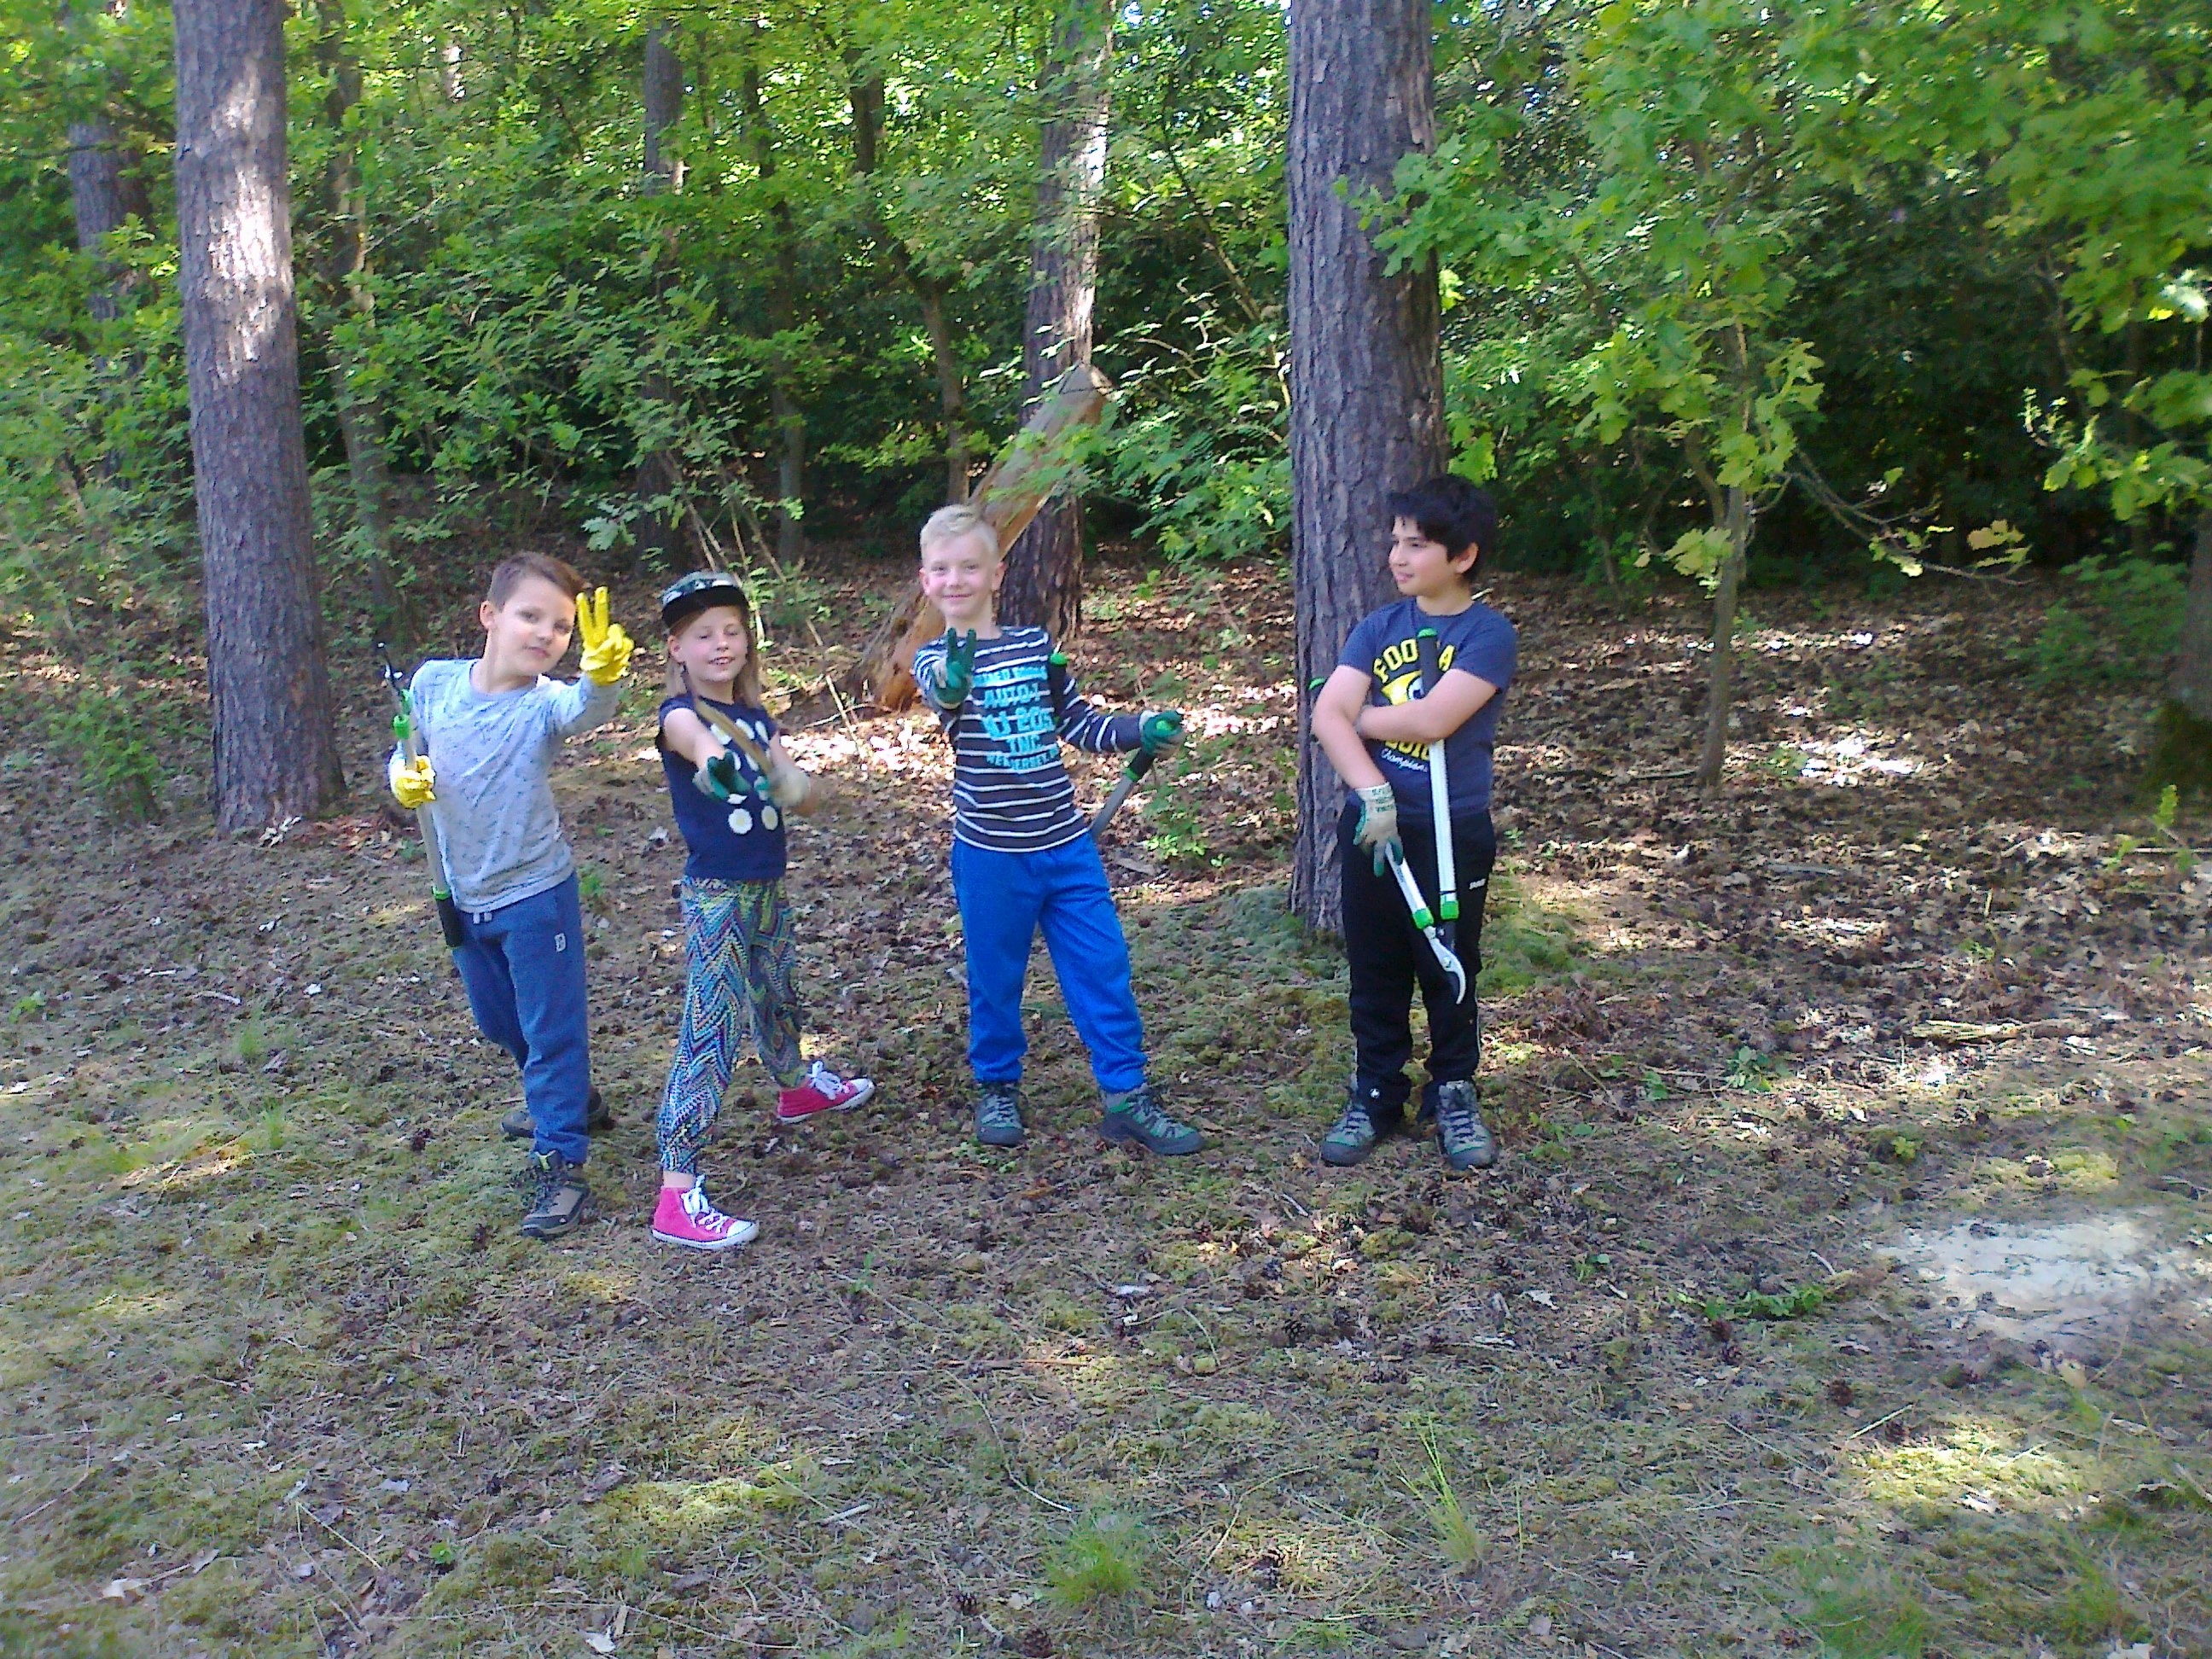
[939,630,978,703]
[694,753,743,802]
[1138,709,1185,754]
[1353,783,1400,876]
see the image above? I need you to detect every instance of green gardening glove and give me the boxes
[693,752,743,802]
[938,629,978,703]
[1138,709,1185,755]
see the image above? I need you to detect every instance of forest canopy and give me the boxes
[1,0,2206,654]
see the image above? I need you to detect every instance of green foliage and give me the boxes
[57,684,162,822]
[1045,1509,1149,1607]
[2027,556,2188,689]
[1706,1284,1827,1323]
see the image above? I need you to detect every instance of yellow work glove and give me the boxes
[390,754,436,810]
[576,586,634,685]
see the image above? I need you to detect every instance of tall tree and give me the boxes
[998,0,1110,637]
[63,1,151,323]
[742,38,806,562]
[847,54,970,504]
[633,20,685,562]
[173,0,342,829]
[1285,0,1443,933]
[313,0,405,636]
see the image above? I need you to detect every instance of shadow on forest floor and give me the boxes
[0,553,2207,1658]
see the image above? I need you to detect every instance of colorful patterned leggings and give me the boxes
[656,877,805,1175]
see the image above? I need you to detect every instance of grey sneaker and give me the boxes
[1319,1097,1400,1167]
[519,1151,594,1239]
[974,1080,1026,1148]
[1097,1085,1205,1156]
[501,1087,613,1142]
[1432,1080,1497,1172]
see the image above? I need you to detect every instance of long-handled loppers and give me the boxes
[1416,627,1459,944]
[375,644,464,949]
[1382,841,1468,1003]
[1088,745,1160,841]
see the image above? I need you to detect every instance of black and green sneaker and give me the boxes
[1097,1085,1205,1156]
[974,1080,1026,1148]
[1318,1097,1400,1167]
[502,1087,614,1142]
[1431,1080,1498,1172]
[519,1150,595,1239]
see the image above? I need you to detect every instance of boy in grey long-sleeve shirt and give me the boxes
[387,551,633,1239]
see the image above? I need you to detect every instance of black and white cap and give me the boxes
[659,570,752,632]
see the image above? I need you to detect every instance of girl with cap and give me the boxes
[649,571,874,1249]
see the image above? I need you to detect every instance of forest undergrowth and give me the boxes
[1,553,2208,1659]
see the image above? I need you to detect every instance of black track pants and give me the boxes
[1337,801,1497,1117]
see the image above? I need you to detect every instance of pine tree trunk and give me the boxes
[2174,507,2212,725]
[634,22,685,564]
[743,49,805,562]
[173,0,343,830]
[1000,0,1110,639]
[1696,486,1751,789]
[2146,505,2212,797]
[67,118,149,323]
[314,0,405,637]
[847,65,969,504]
[1285,0,1443,934]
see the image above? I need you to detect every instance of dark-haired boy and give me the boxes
[387,551,635,1237]
[1309,477,1516,1172]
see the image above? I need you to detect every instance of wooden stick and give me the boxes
[853,364,1115,709]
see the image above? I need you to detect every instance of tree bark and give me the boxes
[2145,504,2212,798]
[999,0,1111,639]
[67,118,150,323]
[1286,0,1444,934]
[174,0,343,830]
[847,63,969,504]
[2174,507,2212,726]
[853,364,1114,709]
[743,49,805,562]
[643,22,684,194]
[314,0,405,637]
[1696,486,1750,789]
[634,21,685,564]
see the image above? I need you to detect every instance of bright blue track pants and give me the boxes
[950,835,1147,1095]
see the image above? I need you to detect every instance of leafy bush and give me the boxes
[60,686,162,822]
[2027,556,2187,689]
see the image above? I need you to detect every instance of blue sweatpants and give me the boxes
[450,874,592,1166]
[950,835,1147,1095]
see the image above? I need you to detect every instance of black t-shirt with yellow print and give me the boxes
[1336,597,1517,819]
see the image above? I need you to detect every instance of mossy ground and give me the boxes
[2,556,2207,1657]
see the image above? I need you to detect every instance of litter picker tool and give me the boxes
[375,644,464,950]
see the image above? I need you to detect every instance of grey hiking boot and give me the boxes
[1319,1097,1401,1167]
[1431,1080,1498,1172]
[519,1151,594,1239]
[501,1087,614,1142]
[974,1080,1026,1148]
[1097,1084,1205,1156]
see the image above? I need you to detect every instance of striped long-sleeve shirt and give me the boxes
[911,626,1141,853]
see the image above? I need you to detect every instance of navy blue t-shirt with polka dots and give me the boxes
[658,695,787,883]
